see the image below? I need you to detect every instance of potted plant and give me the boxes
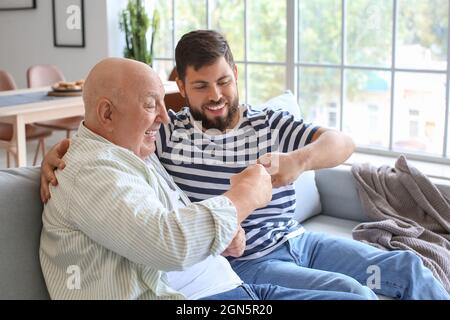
[119,0,160,66]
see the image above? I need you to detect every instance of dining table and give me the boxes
[0,81,179,167]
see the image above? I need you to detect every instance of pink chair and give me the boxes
[0,70,17,91]
[27,64,83,138]
[0,70,53,167]
[27,64,66,88]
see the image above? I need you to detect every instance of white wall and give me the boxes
[0,0,109,88]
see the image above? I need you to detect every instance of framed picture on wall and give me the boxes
[52,0,85,48]
[0,0,36,10]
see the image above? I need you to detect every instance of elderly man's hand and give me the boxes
[40,139,71,203]
[222,225,246,258]
[230,164,272,207]
[225,164,272,223]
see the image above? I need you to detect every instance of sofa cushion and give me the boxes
[255,91,322,223]
[0,167,49,299]
[315,166,369,222]
[302,214,359,239]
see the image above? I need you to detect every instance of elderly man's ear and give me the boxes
[96,98,115,132]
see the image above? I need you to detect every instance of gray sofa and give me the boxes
[1,165,449,299]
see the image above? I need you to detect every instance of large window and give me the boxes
[153,0,286,105]
[152,0,450,163]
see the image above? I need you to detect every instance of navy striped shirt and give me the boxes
[156,104,319,260]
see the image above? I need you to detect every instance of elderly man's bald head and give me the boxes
[83,57,162,116]
[81,57,169,159]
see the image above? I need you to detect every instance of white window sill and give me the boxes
[343,152,450,182]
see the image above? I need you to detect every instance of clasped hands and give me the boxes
[222,151,307,257]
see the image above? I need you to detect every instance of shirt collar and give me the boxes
[76,121,115,146]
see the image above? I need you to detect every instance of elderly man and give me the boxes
[39,58,368,300]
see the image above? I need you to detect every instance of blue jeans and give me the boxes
[230,231,450,300]
[201,283,368,300]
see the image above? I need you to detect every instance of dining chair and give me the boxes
[27,64,66,88]
[165,66,186,113]
[27,64,83,138]
[0,69,17,91]
[168,66,178,81]
[0,70,53,167]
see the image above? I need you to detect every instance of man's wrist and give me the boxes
[224,188,256,223]
[290,148,311,172]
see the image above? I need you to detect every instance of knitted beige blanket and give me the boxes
[351,156,450,293]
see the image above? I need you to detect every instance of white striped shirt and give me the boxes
[39,123,238,299]
[156,104,318,260]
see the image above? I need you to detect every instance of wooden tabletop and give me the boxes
[0,81,180,117]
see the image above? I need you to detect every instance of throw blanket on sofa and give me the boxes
[351,156,450,293]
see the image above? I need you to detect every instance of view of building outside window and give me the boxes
[344,70,391,149]
[152,0,450,161]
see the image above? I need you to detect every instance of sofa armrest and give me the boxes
[315,164,450,223]
[0,167,50,299]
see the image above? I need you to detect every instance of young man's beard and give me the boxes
[188,96,240,132]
